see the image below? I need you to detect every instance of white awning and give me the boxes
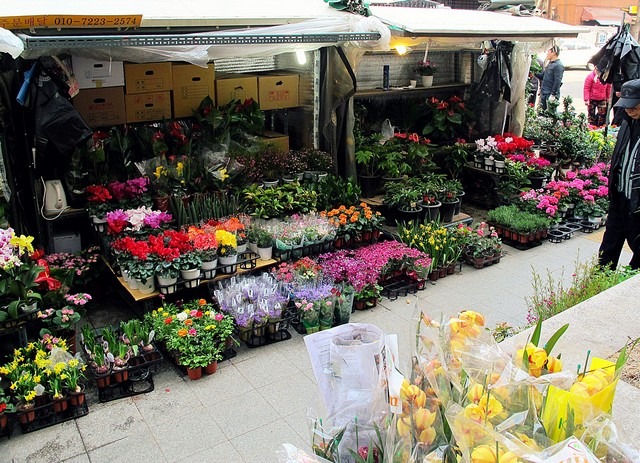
[370,6,587,45]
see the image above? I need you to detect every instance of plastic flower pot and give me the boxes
[257,246,273,261]
[136,278,155,295]
[201,259,218,271]
[186,366,203,380]
[180,268,201,280]
[440,199,459,223]
[204,361,218,375]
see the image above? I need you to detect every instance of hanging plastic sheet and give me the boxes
[0,27,24,59]
[591,23,640,84]
[476,40,515,103]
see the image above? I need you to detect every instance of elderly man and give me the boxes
[536,45,564,111]
[599,79,640,269]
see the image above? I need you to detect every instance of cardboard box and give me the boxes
[124,62,173,94]
[73,87,127,128]
[72,56,125,89]
[215,74,258,106]
[125,91,172,123]
[172,63,215,118]
[258,74,299,110]
[258,130,289,153]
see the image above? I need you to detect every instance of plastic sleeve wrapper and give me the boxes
[303,323,389,463]
[518,436,602,463]
[578,414,640,463]
[0,28,24,59]
[541,358,620,443]
[277,444,333,463]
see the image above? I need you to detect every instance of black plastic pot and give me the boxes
[420,201,441,222]
[528,174,546,190]
[454,191,465,215]
[440,199,460,223]
[359,175,381,198]
[397,206,423,224]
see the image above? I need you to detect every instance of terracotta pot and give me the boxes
[112,369,129,383]
[204,361,218,375]
[69,390,86,407]
[17,404,36,424]
[52,397,69,414]
[187,367,203,380]
[96,375,111,389]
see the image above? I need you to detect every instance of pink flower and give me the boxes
[214,313,224,321]
[188,328,197,336]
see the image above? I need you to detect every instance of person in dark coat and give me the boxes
[536,45,564,111]
[598,79,640,269]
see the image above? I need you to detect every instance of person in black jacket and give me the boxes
[598,79,640,269]
[536,45,564,111]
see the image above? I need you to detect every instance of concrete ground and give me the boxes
[1,227,635,463]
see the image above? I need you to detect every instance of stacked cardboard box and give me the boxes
[124,62,173,123]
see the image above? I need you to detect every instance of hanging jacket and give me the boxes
[583,71,612,102]
[536,59,564,97]
[609,112,640,213]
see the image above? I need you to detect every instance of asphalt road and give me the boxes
[560,67,590,117]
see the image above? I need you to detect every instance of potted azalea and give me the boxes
[215,230,238,274]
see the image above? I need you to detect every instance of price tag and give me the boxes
[259,299,269,310]
[0,14,143,30]
[247,304,254,313]
[237,306,245,314]
[247,289,254,299]
[214,290,223,301]
[263,288,270,297]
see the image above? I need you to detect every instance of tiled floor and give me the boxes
[2,227,632,463]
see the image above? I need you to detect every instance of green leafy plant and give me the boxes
[384,181,422,210]
[526,257,640,325]
[313,175,361,210]
[176,251,203,271]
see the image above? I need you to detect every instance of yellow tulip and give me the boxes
[418,426,436,445]
[580,374,606,396]
[546,356,562,373]
[471,445,497,463]
[396,416,411,437]
[414,408,436,430]
[460,310,486,327]
[463,403,485,423]
[529,347,548,369]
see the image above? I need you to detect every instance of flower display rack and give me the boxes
[13,397,89,435]
[93,348,163,403]
[380,274,426,301]
[156,251,261,295]
[237,314,293,348]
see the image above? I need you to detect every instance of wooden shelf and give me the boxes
[355,82,469,99]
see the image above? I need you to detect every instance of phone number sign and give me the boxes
[0,15,142,29]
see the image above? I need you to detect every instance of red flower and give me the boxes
[164,317,173,324]
[437,102,449,110]
[86,185,112,203]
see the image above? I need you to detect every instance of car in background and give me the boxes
[537,39,600,70]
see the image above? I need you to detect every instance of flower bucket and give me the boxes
[201,259,218,271]
[421,75,433,87]
[157,275,178,286]
[180,268,201,280]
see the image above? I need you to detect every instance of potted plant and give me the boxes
[127,255,157,294]
[439,179,462,223]
[0,388,15,431]
[415,59,437,87]
[85,184,113,225]
[155,257,180,292]
[189,229,218,273]
[64,358,87,406]
[255,227,274,261]
[384,182,423,223]
[177,251,203,282]
[355,143,381,198]
[295,299,320,334]
[298,148,334,182]
[377,149,411,183]
[215,229,238,274]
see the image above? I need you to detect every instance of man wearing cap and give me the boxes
[536,46,564,111]
[598,79,640,269]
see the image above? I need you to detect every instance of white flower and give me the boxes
[176,312,188,321]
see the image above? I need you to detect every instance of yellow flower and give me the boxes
[176,162,184,176]
[463,403,484,423]
[68,359,79,368]
[478,393,503,420]
[467,384,485,404]
[418,426,436,445]
[25,390,36,402]
[53,362,66,375]
[33,375,41,383]
[10,234,34,255]
[217,168,229,181]
[413,408,436,430]
[396,416,411,437]
[471,445,497,463]
[546,355,562,373]
[154,166,165,179]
